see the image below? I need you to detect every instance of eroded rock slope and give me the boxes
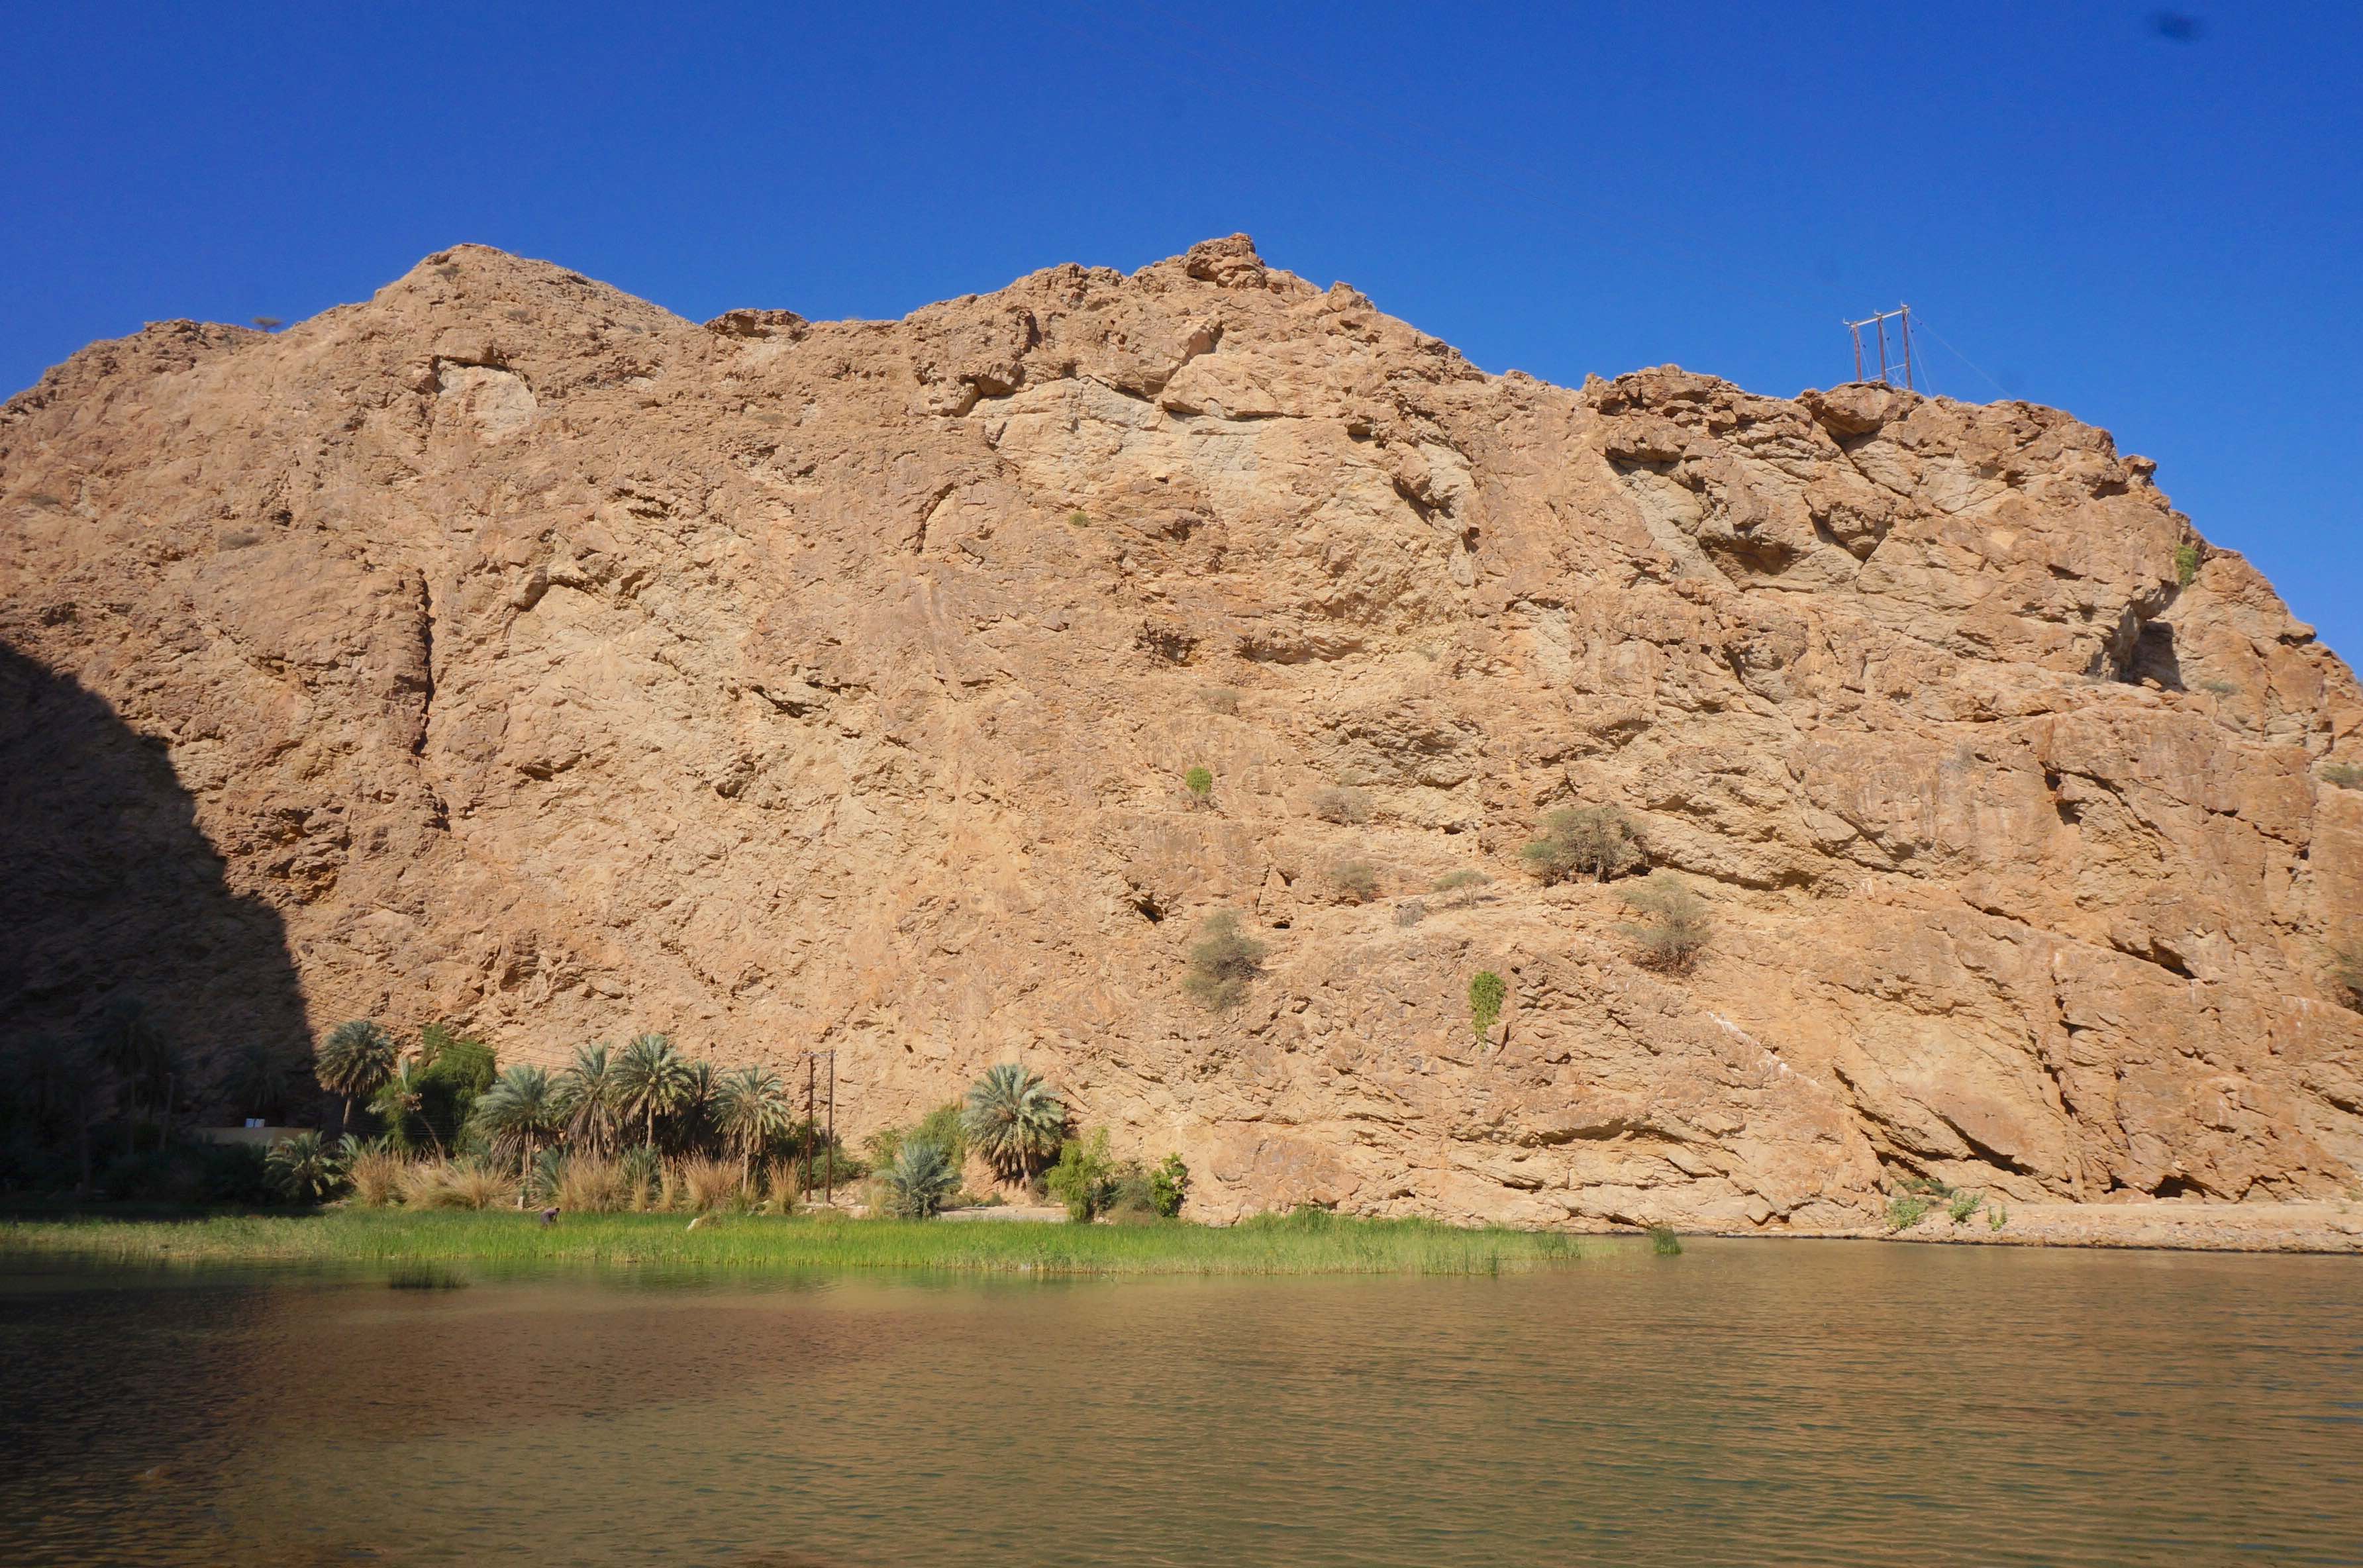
[5,235,2360,1226]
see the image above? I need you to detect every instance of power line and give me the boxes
[1910,315,2012,402]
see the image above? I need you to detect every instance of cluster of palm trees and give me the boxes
[315,1022,825,1192]
[470,1034,810,1185]
[1,999,209,1193]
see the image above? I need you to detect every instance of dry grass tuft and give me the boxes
[404,1159,512,1210]
[678,1155,744,1211]
[554,1156,628,1213]
[346,1148,411,1208]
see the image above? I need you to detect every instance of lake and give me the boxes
[1,1240,2358,1565]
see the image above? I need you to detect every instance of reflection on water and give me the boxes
[1,1242,2359,1566]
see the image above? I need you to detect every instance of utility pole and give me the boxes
[803,1054,817,1199]
[823,1050,836,1204]
[1842,305,1917,393]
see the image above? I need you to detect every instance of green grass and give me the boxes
[0,1206,1584,1277]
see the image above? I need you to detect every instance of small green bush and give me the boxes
[2195,678,2240,697]
[1521,805,1643,885]
[1149,1153,1189,1218]
[1648,1224,1683,1256]
[1987,1202,2010,1232]
[1046,1129,1118,1222]
[1947,1190,1983,1223]
[2321,763,2363,789]
[1615,872,1712,973]
[1068,509,1091,528]
[1329,859,1382,903]
[1468,971,1507,1038]
[1198,685,1240,715]
[867,1101,968,1171]
[1185,912,1268,1010]
[1887,1194,1930,1232]
[1183,766,1215,807]
[2174,542,2200,587]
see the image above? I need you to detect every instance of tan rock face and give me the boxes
[5,235,2359,1226]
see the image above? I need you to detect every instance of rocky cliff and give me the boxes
[5,235,2360,1227]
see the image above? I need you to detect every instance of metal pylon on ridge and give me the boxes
[1844,304,1918,391]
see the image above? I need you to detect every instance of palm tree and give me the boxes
[962,1063,1067,1178]
[89,997,173,1155]
[711,1065,791,1183]
[470,1064,562,1204]
[368,1055,436,1153]
[553,1043,623,1156]
[315,1020,397,1132]
[877,1140,961,1218]
[225,1043,295,1123]
[615,1033,695,1150]
[680,1059,717,1150]
[264,1131,345,1203]
[9,1034,103,1191]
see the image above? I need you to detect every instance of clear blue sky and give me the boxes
[7,3,2358,660]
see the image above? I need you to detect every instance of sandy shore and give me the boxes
[1823,1200,2363,1253]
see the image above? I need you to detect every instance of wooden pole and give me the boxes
[1876,316,1890,384]
[803,1055,817,1199]
[824,1051,835,1204]
[1850,322,1864,383]
[1899,305,1915,393]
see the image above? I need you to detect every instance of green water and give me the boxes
[1,1240,2357,1565]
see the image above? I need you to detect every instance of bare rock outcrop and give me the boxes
[5,235,2359,1227]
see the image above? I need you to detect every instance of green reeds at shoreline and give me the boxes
[0,1206,1585,1277]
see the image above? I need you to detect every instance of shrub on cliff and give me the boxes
[1433,869,1493,906]
[1311,785,1370,824]
[1183,766,1215,807]
[1185,911,1268,1010]
[1329,859,1382,903]
[1468,971,1507,1038]
[2334,943,2363,1012]
[2322,763,2363,789]
[1616,873,1711,973]
[1521,805,1643,885]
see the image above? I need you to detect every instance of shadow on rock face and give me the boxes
[0,642,310,1111]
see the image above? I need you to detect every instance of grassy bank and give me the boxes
[0,1206,1584,1277]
